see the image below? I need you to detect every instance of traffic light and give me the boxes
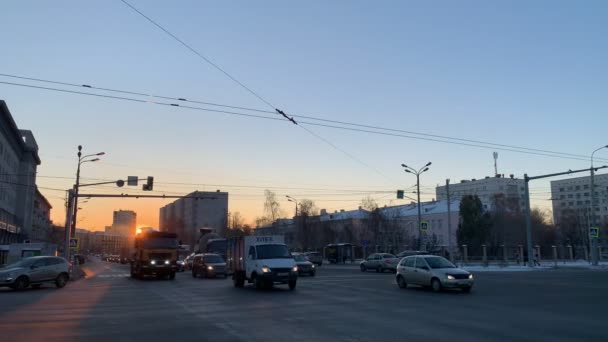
[143,176,154,191]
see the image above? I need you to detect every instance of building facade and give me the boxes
[0,100,41,244]
[551,173,608,226]
[159,191,229,247]
[436,175,525,212]
[112,210,136,236]
[31,188,53,242]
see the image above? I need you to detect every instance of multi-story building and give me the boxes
[159,191,229,247]
[436,175,525,212]
[112,210,136,236]
[31,188,53,242]
[551,173,608,226]
[0,100,41,244]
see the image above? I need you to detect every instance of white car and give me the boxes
[0,256,70,291]
[395,255,473,293]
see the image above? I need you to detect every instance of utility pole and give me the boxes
[446,179,452,260]
[590,145,607,266]
[64,189,75,259]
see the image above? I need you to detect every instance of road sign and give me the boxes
[69,238,79,250]
[396,190,404,199]
[420,221,429,231]
[589,227,599,238]
[127,176,138,186]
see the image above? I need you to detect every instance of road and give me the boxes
[1,259,606,342]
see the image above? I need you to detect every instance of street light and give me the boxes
[286,195,299,217]
[401,162,432,250]
[71,145,104,236]
[589,145,608,265]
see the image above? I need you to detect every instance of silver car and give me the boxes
[395,255,473,293]
[0,256,70,291]
[360,253,400,273]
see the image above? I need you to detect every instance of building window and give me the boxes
[567,186,573,191]
[559,187,564,192]
[576,194,581,199]
[584,184,589,189]
[569,202,574,206]
[568,194,573,199]
[576,201,582,205]
[584,192,589,197]
[560,195,565,199]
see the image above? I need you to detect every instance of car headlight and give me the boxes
[447,275,455,280]
[261,266,271,273]
[311,264,315,268]
[165,260,170,265]
[150,260,156,265]
[468,274,473,279]
[292,266,298,272]
[207,266,214,271]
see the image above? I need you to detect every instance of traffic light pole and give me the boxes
[523,165,608,267]
[64,189,75,259]
[76,193,219,200]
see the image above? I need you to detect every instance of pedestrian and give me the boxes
[534,252,540,266]
[515,251,520,265]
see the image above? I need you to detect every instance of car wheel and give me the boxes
[223,273,228,279]
[378,267,383,273]
[13,276,29,291]
[288,280,297,290]
[310,271,316,277]
[397,275,407,289]
[431,278,442,293]
[55,273,69,288]
[360,264,366,272]
[192,269,197,278]
[462,286,472,293]
[254,275,263,290]
[169,272,175,280]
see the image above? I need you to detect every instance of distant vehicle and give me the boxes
[228,235,298,290]
[304,252,323,266]
[360,253,399,273]
[0,256,70,290]
[206,238,227,261]
[396,250,426,259]
[292,253,316,276]
[130,231,179,280]
[176,259,185,272]
[192,253,227,278]
[395,255,473,293]
[183,253,196,271]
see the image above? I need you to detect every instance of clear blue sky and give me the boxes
[1,0,607,230]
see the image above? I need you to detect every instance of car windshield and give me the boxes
[2,258,37,269]
[293,255,308,262]
[203,255,224,263]
[425,257,456,269]
[140,237,179,249]
[256,244,292,259]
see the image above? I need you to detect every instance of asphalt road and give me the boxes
[1,259,606,342]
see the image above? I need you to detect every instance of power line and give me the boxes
[0,180,66,192]
[1,72,602,162]
[2,79,605,164]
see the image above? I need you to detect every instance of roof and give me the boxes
[320,209,369,221]
[378,199,459,218]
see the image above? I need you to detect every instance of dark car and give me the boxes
[192,253,227,278]
[304,252,323,266]
[293,253,316,276]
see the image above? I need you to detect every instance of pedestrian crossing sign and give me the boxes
[420,221,429,231]
[69,238,79,250]
[589,227,599,238]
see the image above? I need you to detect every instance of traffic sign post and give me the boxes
[589,227,599,239]
[420,221,429,231]
[69,238,79,251]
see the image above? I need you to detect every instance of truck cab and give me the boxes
[130,231,179,280]
[230,235,298,290]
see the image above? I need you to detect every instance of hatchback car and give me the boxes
[293,253,316,276]
[360,253,399,273]
[0,256,70,290]
[304,252,323,266]
[395,255,473,292]
[192,253,227,278]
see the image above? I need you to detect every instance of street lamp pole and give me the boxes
[590,145,607,266]
[401,162,432,250]
[286,195,298,217]
[71,145,104,236]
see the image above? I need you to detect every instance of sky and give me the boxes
[1,0,607,231]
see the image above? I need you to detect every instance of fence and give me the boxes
[454,244,605,267]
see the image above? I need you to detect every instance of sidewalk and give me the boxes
[459,260,608,272]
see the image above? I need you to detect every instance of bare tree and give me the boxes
[360,196,379,211]
[299,199,319,216]
[263,190,281,221]
[255,216,271,228]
